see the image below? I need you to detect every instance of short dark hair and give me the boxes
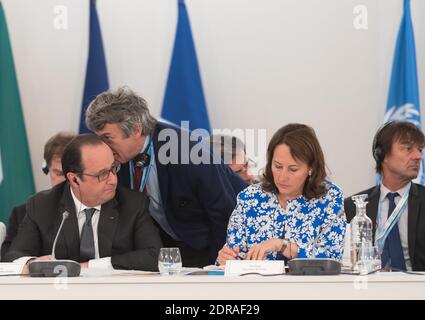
[61,134,105,180]
[261,123,327,199]
[373,121,425,174]
[43,132,76,168]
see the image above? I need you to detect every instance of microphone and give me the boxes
[133,138,152,169]
[134,152,151,168]
[29,211,81,277]
[52,211,69,259]
[288,209,345,275]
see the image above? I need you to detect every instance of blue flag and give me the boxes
[79,0,109,133]
[161,0,211,133]
[384,0,424,184]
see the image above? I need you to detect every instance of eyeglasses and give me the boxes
[79,165,118,182]
[233,158,257,174]
[247,158,257,169]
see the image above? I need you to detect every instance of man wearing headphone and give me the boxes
[344,121,425,271]
[5,134,162,271]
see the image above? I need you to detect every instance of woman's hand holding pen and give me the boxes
[217,244,240,266]
[246,238,298,260]
[217,238,299,265]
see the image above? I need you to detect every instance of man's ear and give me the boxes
[133,127,143,139]
[67,172,78,186]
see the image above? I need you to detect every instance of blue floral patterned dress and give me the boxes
[226,181,347,261]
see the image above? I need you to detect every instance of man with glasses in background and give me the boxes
[210,134,256,184]
[5,134,162,272]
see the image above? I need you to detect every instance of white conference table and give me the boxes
[0,271,424,300]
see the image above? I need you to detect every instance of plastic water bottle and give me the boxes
[350,194,372,272]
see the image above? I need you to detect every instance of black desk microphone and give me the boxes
[29,211,81,277]
[287,210,345,275]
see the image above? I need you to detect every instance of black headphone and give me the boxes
[42,160,49,175]
[372,121,395,163]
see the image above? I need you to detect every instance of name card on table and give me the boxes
[0,263,23,275]
[224,260,285,276]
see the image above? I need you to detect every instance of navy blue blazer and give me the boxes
[118,122,248,262]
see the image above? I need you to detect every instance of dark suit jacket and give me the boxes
[118,122,248,263]
[1,203,27,261]
[4,182,163,271]
[344,183,425,271]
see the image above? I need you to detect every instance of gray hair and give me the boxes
[210,134,246,164]
[85,87,157,137]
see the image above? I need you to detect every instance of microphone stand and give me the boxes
[29,211,81,277]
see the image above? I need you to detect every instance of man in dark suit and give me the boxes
[1,131,76,261]
[345,121,425,271]
[85,87,247,267]
[5,134,162,271]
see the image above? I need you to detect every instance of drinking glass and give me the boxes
[370,246,381,272]
[358,243,381,275]
[158,248,182,275]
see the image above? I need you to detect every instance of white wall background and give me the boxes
[2,0,425,196]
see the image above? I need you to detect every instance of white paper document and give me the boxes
[0,263,24,275]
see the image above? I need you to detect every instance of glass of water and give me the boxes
[158,248,182,275]
[370,246,381,271]
[358,243,381,275]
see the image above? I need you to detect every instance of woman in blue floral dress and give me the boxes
[217,123,346,265]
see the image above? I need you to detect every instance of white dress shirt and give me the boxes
[70,189,113,269]
[131,136,179,240]
[13,189,114,271]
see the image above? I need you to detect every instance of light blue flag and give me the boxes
[161,0,211,133]
[79,0,109,133]
[384,0,424,184]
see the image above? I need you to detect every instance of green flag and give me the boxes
[0,2,35,223]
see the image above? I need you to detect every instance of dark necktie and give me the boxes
[381,192,406,271]
[134,166,143,191]
[80,208,96,261]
